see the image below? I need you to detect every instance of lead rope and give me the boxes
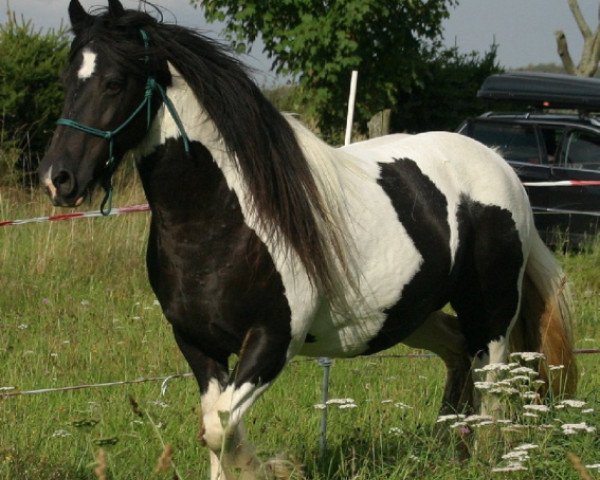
[56,28,191,215]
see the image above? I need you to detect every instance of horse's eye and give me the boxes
[105,80,124,94]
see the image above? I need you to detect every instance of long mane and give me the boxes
[77,7,354,304]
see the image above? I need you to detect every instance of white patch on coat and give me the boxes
[201,381,267,450]
[78,48,97,80]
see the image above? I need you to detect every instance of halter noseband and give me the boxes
[56,29,191,215]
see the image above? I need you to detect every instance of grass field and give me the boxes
[0,177,598,479]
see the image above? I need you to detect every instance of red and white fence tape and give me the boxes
[0,203,149,228]
[523,180,600,187]
[1,180,600,228]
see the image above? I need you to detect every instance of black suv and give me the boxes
[457,72,600,246]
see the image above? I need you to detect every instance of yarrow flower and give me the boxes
[492,463,527,473]
[510,352,545,362]
[558,399,586,409]
[561,422,596,435]
[514,443,538,451]
[436,414,465,423]
[524,404,550,413]
[502,450,530,461]
[475,363,512,373]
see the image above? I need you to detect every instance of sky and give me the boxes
[1,0,599,84]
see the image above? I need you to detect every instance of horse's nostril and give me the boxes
[52,169,77,198]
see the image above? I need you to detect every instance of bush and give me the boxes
[391,45,503,133]
[0,11,69,185]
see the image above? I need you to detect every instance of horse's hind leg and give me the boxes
[403,311,474,416]
[450,202,526,417]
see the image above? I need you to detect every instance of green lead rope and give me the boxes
[56,28,191,216]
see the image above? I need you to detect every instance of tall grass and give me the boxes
[0,178,598,479]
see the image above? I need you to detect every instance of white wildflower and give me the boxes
[514,443,538,451]
[326,398,355,405]
[475,363,511,373]
[490,386,519,395]
[338,403,357,409]
[509,375,531,383]
[17,324,28,330]
[394,402,412,409]
[582,408,594,414]
[474,381,494,390]
[510,366,538,376]
[51,429,72,438]
[381,399,393,404]
[436,414,465,423]
[510,352,545,362]
[388,427,402,436]
[523,412,539,419]
[585,464,600,470]
[502,450,529,461]
[465,414,493,423]
[80,299,90,306]
[558,399,586,409]
[561,422,596,435]
[548,364,564,371]
[450,421,468,429]
[524,404,550,413]
[313,404,326,410]
[520,391,540,401]
[492,463,527,472]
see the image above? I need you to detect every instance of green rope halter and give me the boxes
[56,29,191,215]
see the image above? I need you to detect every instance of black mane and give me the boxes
[71,7,348,301]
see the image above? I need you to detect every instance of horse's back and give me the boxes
[341,131,533,239]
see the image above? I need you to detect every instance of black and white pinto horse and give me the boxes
[39,1,577,478]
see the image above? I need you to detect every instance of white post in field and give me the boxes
[344,70,359,146]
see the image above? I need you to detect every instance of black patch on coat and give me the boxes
[138,139,292,391]
[449,194,524,357]
[365,158,452,354]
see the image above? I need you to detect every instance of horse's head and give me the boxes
[38,0,167,208]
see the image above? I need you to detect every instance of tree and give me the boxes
[392,45,502,133]
[0,11,69,184]
[190,0,458,140]
[555,0,600,77]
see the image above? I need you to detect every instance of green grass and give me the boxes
[1,181,599,479]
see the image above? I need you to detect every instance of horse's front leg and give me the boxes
[174,327,295,480]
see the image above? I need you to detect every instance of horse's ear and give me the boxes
[108,0,126,17]
[69,0,91,31]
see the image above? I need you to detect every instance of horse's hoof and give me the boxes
[261,455,305,480]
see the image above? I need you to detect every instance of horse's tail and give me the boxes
[510,230,577,397]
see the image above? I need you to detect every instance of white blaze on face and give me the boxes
[78,48,97,80]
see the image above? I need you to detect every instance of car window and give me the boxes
[467,121,541,164]
[563,130,600,170]
[540,126,565,165]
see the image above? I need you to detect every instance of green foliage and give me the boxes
[0,12,69,184]
[392,45,502,133]
[191,0,458,141]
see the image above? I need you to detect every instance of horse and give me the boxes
[39,1,577,478]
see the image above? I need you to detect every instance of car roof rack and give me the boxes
[477,72,600,112]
